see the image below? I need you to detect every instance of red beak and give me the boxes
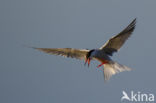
[85,58,91,67]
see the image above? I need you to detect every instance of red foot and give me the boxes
[97,61,108,68]
[97,63,104,68]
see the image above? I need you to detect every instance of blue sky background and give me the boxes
[0,0,156,103]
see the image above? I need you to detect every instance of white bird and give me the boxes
[121,91,130,101]
[33,18,136,81]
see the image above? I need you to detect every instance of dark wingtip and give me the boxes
[134,18,137,21]
[132,18,137,25]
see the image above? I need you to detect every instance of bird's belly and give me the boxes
[96,57,109,63]
[92,50,111,62]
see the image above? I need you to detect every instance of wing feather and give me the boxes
[33,47,89,60]
[100,18,136,56]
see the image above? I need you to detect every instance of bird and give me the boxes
[33,18,136,81]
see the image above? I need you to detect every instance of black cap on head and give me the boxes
[86,49,95,59]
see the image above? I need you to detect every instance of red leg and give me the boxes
[97,60,108,68]
[97,63,104,68]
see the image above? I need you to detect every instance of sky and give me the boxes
[0,0,156,103]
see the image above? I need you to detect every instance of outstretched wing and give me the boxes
[100,18,136,56]
[33,47,89,60]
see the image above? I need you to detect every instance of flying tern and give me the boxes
[33,18,136,81]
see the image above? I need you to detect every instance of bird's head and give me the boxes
[84,49,95,67]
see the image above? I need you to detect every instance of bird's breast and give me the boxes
[92,50,111,62]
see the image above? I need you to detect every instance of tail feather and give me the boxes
[103,61,131,81]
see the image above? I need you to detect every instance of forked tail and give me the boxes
[103,61,131,81]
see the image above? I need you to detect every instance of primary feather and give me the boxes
[100,18,136,56]
[34,48,89,60]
